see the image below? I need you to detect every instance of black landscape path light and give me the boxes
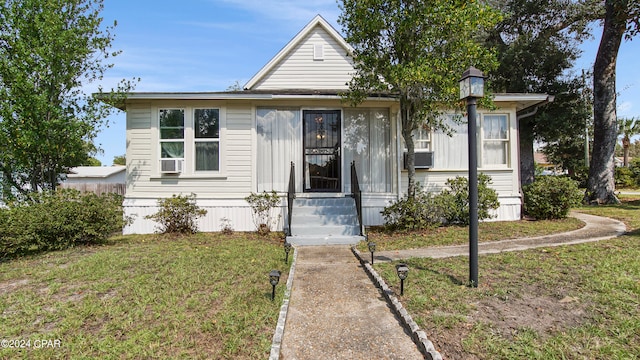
[284,240,292,264]
[396,263,409,296]
[459,66,485,288]
[367,240,376,265]
[269,270,281,301]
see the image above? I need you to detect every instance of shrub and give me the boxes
[523,176,582,220]
[381,187,443,231]
[615,167,636,188]
[0,189,127,258]
[145,194,207,234]
[219,217,234,235]
[570,165,589,188]
[245,191,281,235]
[435,174,500,225]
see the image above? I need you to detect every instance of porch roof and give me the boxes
[103,91,551,112]
[102,89,395,110]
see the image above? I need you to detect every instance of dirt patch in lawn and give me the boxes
[0,278,29,294]
[426,285,590,360]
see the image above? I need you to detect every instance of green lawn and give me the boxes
[375,197,640,359]
[0,233,290,359]
[360,217,584,252]
[2,199,637,359]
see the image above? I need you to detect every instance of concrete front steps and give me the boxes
[286,197,365,246]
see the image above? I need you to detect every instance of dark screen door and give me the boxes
[303,110,341,192]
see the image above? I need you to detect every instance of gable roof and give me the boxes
[244,15,353,90]
[67,166,126,179]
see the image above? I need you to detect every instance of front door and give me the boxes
[303,110,341,192]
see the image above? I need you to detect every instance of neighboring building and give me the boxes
[106,15,552,240]
[534,152,563,175]
[59,166,126,195]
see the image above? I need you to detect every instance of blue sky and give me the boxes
[92,0,640,165]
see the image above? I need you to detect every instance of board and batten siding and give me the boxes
[251,28,354,90]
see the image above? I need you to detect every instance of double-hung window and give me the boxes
[159,109,185,160]
[481,114,509,167]
[158,107,222,175]
[194,108,220,171]
[413,125,431,151]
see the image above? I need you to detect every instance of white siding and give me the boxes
[124,198,286,234]
[252,27,354,90]
[124,101,254,198]
[395,169,521,222]
[126,105,153,194]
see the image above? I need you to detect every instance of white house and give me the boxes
[109,15,551,242]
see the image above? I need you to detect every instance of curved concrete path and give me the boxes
[275,213,626,359]
[375,212,627,262]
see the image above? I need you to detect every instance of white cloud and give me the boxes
[214,0,341,26]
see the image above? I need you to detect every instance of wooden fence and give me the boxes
[58,183,126,196]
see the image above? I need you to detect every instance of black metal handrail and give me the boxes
[286,161,295,236]
[350,161,364,236]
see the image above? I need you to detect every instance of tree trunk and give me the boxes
[401,100,416,198]
[519,118,536,186]
[623,136,630,167]
[585,0,625,205]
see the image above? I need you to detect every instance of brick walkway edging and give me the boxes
[269,248,298,360]
[351,247,444,360]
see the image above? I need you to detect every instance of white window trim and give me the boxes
[479,113,510,169]
[413,125,431,152]
[152,106,227,178]
[158,108,185,162]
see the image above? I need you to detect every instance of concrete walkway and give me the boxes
[375,212,627,262]
[276,212,627,359]
[279,246,424,359]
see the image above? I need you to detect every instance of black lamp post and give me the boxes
[284,241,292,264]
[367,240,376,265]
[395,263,409,296]
[269,269,281,301]
[459,66,485,288]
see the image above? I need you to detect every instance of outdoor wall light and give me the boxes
[395,263,409,296]
[459,66,485,288]
[269,269,281,301]
[284,241,292,264]
[367,241,376,265]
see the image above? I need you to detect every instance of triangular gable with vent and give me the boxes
[244,15,354,91]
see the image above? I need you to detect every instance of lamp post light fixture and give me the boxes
[283,241,292,264]
[269,269,281,301]
[367,241,376,265]
[459,66,485,288]
[395,263,409,296]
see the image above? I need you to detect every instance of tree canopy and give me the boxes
[339,0,500,197]
[0,0,133,199]
[486,0,599,184]
[617,117,639,167]
[112,154,126,166]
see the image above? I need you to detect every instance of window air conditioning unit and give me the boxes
[160,158,184,174]
[404,152,434,169]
